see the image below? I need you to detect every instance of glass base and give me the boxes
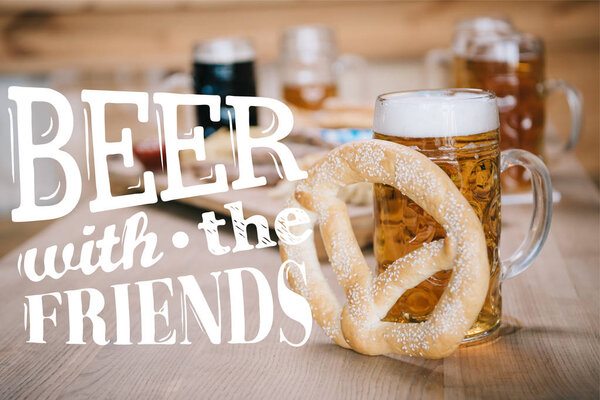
[461,319,502,346]
[382,312,502,346]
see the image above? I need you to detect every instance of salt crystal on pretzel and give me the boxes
[280,139,489,358]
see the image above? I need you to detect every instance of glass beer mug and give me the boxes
[426,16,515,88]
[457,33,583,191]
[279,25,366,110]
[193,37,257,135]
[372,89,553,342]
[160,37,258,137]
[279,25,338,110]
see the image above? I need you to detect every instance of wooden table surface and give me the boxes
[0,154,598,399]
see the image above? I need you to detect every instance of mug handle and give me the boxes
[500,149,553,280]
[542,79,583,156]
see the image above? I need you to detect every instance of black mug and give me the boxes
[193,37,257,136]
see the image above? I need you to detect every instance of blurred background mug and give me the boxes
[426,16,516,89]
[161,37,258,137]
[279,24,366,110]
[372,89,553,342]
[458,33,583,191]
[427,18,583,192]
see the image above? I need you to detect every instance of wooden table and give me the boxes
[0,154,598,399]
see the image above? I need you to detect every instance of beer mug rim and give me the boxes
[455,15,513,31]
[193,36,255,64]
[452,16,515,55]
[464,32,544,58]
[377,88,496,103]
[279,24,338,64]
[374,89,499,138]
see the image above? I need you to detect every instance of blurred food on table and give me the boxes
[179,126,327,186]
[291,98,373,131]
[269,151,373,206]
[132,138,166,171]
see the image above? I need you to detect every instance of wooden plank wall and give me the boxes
[0,1,598,182]
[1,1,597,71]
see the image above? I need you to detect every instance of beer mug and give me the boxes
[426,16,515,88]
[458,33,583,191]
[161,37,258,137]
[279,25,366,110]
[372,89,553,342]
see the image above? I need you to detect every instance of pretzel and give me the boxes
[280,140,489,358]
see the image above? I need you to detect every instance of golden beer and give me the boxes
[373,130,501,340]
[450,17,515,89]
[373,89,554,343]
[454,37,546,191]
[283,83,337,110]
[280,25,338,111]
[373,89,503,341]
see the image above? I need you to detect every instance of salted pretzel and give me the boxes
[280,140,489,358]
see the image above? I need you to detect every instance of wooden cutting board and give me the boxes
[108,160,374,259]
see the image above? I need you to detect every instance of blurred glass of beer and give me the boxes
[373,89,553,342]
[455,33,582,191]
[193,37,258,136]
[425,16,514,89]
[279,25,338,110]
[451,17,515,88]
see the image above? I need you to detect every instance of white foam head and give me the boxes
[373,89,499,138]
[194,37,255,64]
[452,17,515,55]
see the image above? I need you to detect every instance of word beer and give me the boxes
[8,86,307,221]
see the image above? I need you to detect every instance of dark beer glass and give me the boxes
[193,37,257,136]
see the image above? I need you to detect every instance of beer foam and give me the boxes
[194,37,255,64]
[452,17,515,55]
[373,90,499,138]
